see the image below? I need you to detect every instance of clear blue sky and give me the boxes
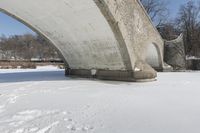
[0,13,35,37]
[0,0,198,37]
[165,0,199,18]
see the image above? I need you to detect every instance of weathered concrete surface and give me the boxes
[0,0,164,81]
[164,34,186,70]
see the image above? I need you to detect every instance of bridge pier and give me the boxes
[65,61,157,82]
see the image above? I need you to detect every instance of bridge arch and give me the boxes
[145,43,163,70]
[0,0,129,70]
[0,0,165,81]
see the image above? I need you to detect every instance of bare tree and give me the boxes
[176,1,200,56]
[0,34,61,61]
[157,22,181,40]
[140,0,169,26]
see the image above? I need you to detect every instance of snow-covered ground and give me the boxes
[0,66,200,133]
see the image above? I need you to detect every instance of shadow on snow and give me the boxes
[0,70,70,83]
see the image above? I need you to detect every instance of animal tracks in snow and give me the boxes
[0,109,95,133]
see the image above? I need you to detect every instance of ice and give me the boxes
[0,67,200,133]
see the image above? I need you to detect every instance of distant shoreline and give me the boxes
[0,60,64,69]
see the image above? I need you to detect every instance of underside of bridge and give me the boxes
[0,0,165,81]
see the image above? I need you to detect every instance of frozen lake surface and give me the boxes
[0,66,200,133]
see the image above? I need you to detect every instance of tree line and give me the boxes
[141,0,200,57]
[0,34,61,61]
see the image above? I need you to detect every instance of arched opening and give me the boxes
[0,11,65,70]
[0,1,129,81]
[145,43,162,70]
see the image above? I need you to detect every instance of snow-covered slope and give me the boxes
[0,68,200,133]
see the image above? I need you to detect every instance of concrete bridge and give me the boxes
[0,0,165,81]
